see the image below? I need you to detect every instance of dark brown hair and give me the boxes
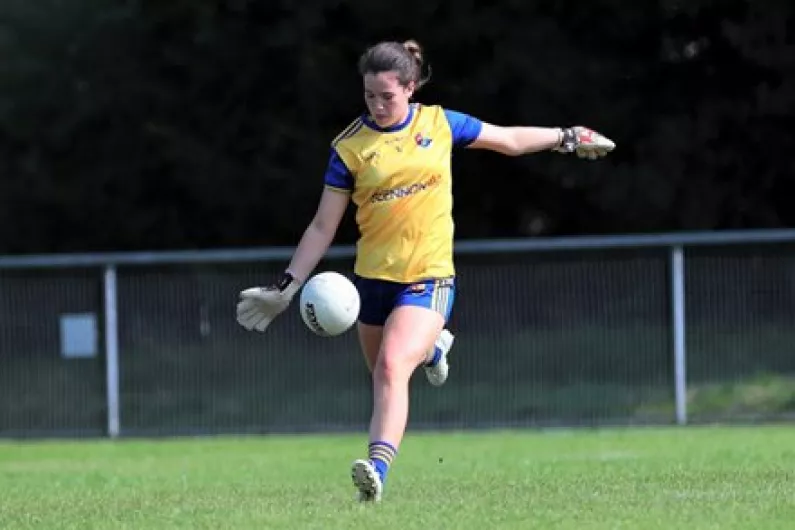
[358,39,432,91]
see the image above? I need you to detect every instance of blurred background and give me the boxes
[0,0,794,439]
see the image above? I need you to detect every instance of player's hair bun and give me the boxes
[403,39,431,89]
[402,39,424,65]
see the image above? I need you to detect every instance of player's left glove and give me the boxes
[236,271,302,332]
[553,126,615,159]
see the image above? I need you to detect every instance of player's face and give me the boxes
[363,71,414,128]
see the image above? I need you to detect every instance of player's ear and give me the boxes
[403,80,416,99]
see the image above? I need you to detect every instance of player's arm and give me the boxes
[444,109,614,159]
[235,149,353,333]
[469,123,563,155]
[286,187,349,283]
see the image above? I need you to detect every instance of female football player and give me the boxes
[236,39,615,502]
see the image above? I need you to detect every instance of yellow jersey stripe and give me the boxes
[335,120,364,147]
[331,118,363,147]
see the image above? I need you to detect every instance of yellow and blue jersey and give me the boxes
[323,103,482,283]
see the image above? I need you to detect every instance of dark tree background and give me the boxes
[0,0,793,254]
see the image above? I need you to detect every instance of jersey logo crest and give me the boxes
[415,132,433,148]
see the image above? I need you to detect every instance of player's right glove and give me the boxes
[553,126,616,159]
[236,271,302,332]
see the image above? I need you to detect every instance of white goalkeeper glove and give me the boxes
[236,271,302,332]
[553,126,615,159]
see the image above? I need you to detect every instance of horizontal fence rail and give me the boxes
[3,229,795,268]
[1,229,794,438]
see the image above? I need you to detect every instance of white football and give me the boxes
[299,271,360,337]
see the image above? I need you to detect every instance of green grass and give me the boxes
[1,427,794,529]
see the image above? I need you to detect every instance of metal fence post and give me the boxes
[104,265,121,438]
[670,245,687,425]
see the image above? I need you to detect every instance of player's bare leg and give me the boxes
[352,305,444,502]
[357,322,383,373]
[362,320,452,386]
[353,322,385,502]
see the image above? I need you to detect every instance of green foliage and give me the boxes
[0,1,793,253]
[3,324,793,435]
[638,373,795,419]
[689,373,795,416]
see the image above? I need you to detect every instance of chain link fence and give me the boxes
[1,235,794,438]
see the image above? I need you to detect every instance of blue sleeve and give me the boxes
[323,148,354,191]
[444,109,483,147]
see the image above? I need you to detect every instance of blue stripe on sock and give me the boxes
[371,458,389,481]
[425,345,442,367]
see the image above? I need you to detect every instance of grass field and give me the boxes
[1,426,793,529]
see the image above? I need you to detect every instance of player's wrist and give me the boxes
[278,270,302,297]
[555,127,578,153]
[554,127,564,149]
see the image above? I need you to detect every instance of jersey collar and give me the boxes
[362,104,415,133]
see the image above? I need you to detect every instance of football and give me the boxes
[299,271,360,337]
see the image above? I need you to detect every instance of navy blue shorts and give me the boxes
[354,276,456,327]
